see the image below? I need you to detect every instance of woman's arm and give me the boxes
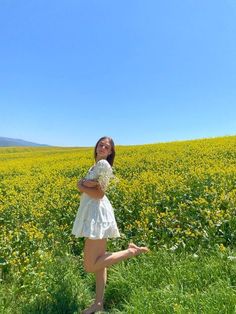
[77,179,104,199]
[82,179,99,188]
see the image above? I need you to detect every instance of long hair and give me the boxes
[94,136,115,166]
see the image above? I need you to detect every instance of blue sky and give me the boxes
[0,0,235,147]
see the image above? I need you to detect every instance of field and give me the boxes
[1,136,236,313]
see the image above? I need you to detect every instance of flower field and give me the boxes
[0,136,236,312]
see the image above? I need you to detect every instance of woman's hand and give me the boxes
[77,179,85,192]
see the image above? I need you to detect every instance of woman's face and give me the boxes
[96,138,112,160]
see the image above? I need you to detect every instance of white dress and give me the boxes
[72,159,120,239]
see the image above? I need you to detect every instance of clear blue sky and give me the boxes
[0,0,235,147]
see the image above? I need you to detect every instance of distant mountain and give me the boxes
[0,137,51,147]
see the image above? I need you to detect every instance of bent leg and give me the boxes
[82,239,149,313]
[84,239,149,273]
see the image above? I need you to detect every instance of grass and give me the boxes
[1,247,236,313]
[108,248,236,313]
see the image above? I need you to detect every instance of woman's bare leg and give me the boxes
[82,268,107,314]
[82,239,107,314]
[84,239,149,273]
[95,267,107,304]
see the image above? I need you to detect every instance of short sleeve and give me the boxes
[95,159,113,192]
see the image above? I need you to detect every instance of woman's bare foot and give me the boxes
[128,243,149,256]
[128,243,139,249]
[82,301,104,314]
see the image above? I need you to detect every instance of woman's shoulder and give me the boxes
[96,159,111,167]
[96,159,112,172]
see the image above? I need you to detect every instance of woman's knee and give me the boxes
[83,238,107,273]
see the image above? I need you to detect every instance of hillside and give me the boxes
[0,136,50,147]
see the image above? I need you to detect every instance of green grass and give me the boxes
[1,247,236,313]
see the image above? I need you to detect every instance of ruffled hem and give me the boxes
[72,220,120,239]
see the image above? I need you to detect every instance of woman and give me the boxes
[72,136,149,314]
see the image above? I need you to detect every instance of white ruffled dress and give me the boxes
[72,159,120,239]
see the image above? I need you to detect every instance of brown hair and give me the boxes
[94,136,115,166]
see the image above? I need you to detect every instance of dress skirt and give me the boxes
[72,193,120,239]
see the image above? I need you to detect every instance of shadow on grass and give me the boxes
[104,278,131,312]
[21,280,81,314]
[20,256,89,314]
